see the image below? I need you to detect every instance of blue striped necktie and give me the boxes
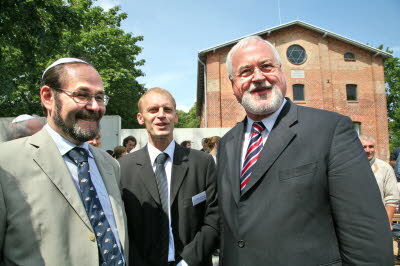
[67,147,125,265]
[241,122,266,191]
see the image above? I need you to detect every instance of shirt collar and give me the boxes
[370,156,376,166]
[246,98,287,133]
[45,124,93,158]
[147,140,175,166]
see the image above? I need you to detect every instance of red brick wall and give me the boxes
[200,25,389,160]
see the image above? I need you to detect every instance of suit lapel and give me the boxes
[136,147,162,205]
[170,143,189,206]
[226,122,246,206]
[90,146,127,249]
[241,100,298,196]
[30,129,92,230]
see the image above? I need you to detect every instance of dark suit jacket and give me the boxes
[120,143,219,266]
[217,99,393,266]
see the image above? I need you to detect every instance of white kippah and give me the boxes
[11,114,35,124]
[42,57,89,79]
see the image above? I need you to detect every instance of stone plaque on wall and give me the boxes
[291,70,305,78]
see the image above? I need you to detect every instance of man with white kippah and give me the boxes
[0,58,128,265]
[7,114,44,140]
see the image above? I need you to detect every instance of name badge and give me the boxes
[192,191,206,206]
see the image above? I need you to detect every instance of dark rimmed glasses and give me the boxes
[53,87,110,106]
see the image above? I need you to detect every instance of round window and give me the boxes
[287,44,307,65]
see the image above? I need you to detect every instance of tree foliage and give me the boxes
[175,103,200,128]
[378,45,400,150]
[0,0,145,128]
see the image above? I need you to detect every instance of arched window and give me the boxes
[344,52,355,61]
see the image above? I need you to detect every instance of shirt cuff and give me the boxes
[177,260,189,266]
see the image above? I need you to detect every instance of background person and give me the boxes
[204,136,220,163]
[200,137,208,152]
[87,132,101,147]
[113,145,127,159]
[7,114,44,140]
[360,135,400,228]
[123,135,137,153]
[180,140,192,148]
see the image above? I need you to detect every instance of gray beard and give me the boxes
[241,85,284,115]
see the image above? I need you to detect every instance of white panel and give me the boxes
[291,70,305,78]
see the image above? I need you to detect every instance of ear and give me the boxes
[174,110,178,123]
[40,86,55,115]
[137,112,144,125]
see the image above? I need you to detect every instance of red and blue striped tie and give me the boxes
[241,122,266,191]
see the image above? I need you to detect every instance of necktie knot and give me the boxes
[252,121,266,134]
[156,152,168,165]
[67,147,88,165]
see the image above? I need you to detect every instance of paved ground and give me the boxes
[394,240,400,265]
[212,244,400,265]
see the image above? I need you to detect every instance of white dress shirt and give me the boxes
[147,141,188,266]
[240,98,287,171]
[44,124,124,259]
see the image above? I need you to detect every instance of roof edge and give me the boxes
[198,20,392,58]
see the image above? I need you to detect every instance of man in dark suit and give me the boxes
[217,36,393,265]
[119,87,218,266]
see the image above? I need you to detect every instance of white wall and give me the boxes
[0,115,121,152]
[99,115,121,151]
[0,116,232,152]
[120,127,232,152]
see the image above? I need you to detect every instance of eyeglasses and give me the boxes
[235,63,280,79]
[53,87,110,106]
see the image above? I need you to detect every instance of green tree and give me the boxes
[0,0,145,128]
[378,45,400,150]
[175,103,200,128]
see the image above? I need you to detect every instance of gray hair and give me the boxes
[226,35,282,80]
[359,134,376,145]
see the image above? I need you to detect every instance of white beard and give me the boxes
[241,82,284,115]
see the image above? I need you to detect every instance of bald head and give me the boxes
[138,87,176,113]
[8,117,44,140]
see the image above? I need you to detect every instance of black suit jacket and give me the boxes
[217,99,393,266]
[120,143,218,266]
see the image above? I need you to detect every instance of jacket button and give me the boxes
[89,232,96,241]
[238,240,245,248]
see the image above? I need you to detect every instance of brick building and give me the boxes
[196,20,392,160]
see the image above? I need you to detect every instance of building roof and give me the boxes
[196,20,392,116]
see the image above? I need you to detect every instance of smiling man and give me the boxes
[119,87,219,266]
[217,36,393,265]
[0,58,128,265]
[360,135,399,228]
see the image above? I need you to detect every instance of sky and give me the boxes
[96,0,400,112]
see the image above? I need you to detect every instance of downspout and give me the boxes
[198,56,207,127]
